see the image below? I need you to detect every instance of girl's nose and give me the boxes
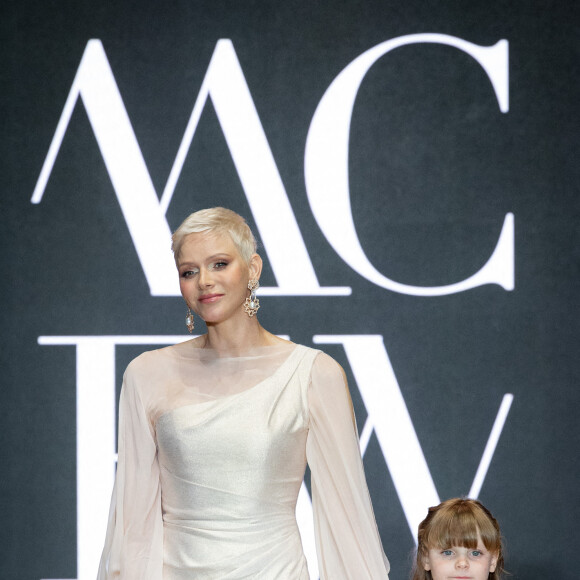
[455,555,469,569]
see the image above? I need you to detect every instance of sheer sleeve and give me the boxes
[97,361,163,579]
[306,352,390,579]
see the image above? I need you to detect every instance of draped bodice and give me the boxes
[155,346,313,578]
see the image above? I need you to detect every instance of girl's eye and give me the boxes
[471,550,482,557]
[442,550,453,556]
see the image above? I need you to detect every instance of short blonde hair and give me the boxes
[411,498,505,580]
[172,207,257,264]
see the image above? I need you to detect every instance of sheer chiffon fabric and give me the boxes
[98,341,389,579]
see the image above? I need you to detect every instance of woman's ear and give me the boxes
[249,253,263,281]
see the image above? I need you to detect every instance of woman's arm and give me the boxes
[306,352,390,580]
[97,360,163,579]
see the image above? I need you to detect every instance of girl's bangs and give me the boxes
[425,509,500,552]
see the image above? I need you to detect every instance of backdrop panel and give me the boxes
[1,1,578,579]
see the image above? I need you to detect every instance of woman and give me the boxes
[98,207,390,579]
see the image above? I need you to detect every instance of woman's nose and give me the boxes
[198,268,214,287]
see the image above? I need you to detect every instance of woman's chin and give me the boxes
[202,313,232,326]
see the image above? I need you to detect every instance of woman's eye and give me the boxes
[181,269,198,278]
[212,261,228,270]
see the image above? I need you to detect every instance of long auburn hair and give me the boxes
[410,498,505,580]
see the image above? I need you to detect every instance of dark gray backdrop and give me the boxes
[2,1,579,579]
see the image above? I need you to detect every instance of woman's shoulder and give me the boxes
[291,345,346,382]
[304,349,351,405]
[124,339,196,376]
[312,350,346,375]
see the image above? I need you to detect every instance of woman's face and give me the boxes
[177,231,261,326]
[423,536,498,580]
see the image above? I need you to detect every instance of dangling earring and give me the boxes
[185,306,195,333]
[243,279,260,317]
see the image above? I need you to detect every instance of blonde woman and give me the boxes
[98,207,390,579]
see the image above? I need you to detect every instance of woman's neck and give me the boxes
[201,317,281,356]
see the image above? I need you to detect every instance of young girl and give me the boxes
[411,497,505,580]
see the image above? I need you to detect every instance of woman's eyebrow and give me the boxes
[178,253,233,267]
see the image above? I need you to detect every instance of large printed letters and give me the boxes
[38,335,512,580]
[31,40,345,298]
[34,33,515,580]
[305,34,513,295]
[32,35,514,297]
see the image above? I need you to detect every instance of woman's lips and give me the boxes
[198,294,223,303]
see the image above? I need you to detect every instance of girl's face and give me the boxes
[177,231,260,325]
[423,537,498,580]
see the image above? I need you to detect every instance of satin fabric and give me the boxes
[98,341,389,579]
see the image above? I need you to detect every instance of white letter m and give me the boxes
[31,39,329,296]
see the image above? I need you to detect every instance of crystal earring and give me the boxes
[243,279,260,317]
[185,307,195,333]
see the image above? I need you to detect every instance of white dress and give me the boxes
[97,341,390,579]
